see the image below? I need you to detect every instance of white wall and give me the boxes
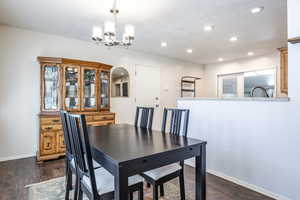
[178,0,300,199]
[111,62,204,128]
[202,52,282,97]
[0,25,204,161]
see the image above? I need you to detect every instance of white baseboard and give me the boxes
[0,153,36,162]
[185,160,291,200]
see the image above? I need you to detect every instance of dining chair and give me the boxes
[141,108,190,200]
[134,106,154,129]
[60,111,102,200]
[60,110,79,200]
[67,113,144,200]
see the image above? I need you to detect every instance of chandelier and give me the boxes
[92,0,135,48]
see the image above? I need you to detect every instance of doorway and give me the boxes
[135,65,161,130]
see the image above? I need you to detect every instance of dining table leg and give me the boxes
[114,166,129,200]
[195,144,206,200]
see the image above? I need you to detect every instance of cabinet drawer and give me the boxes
[40,117,61,125]
[41,124,62,131]
[40,132,57,156]
[87,120,114,127]
[93,114,114,121]
[85,116,94,122]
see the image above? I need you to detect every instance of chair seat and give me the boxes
[91,160,102,168]
[70,158,101,169]
[143,163,182,180]
[82,167,143,195]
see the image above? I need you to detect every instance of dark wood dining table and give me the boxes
[88,124,207,200]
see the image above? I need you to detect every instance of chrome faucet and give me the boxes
[250,86,269,97]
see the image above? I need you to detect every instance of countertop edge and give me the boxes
[177,97,290,102]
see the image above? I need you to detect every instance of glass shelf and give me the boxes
[83,69,96,109]
[44,65,59,110]
[100,71,110,109]
[65,67,79,109]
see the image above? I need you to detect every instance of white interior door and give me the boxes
[135,65,160,130]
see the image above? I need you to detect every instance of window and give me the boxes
[244,69,275,97]
[111,67,130,97]
[122,82,128,97]
[218,69,275,98]
[222,77,238,96]
[218,73,243,97]
[115,83,121,96]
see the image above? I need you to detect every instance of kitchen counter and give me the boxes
[178,97,290,102]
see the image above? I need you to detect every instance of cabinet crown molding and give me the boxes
[37,57,112,70]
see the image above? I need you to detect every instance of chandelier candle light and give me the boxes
[92,0,135,48]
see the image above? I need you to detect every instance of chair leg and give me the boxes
[69,169,73,190]
[160,184,164,197]
[179,171,185,200]
[139,184,144,200]
[65,164,72,200]
[74,174,79,200]
[77,186,83,200]
[129,192,134,200]
[153,184,159,200]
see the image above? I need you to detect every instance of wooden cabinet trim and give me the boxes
[38,57,113,69]
[38,57,115,163]
[279,47,288,94]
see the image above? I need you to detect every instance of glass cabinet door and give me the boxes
[82,67,97,111]
[64,65,80,111]
[99,71,110,110]
[42,64,60,111]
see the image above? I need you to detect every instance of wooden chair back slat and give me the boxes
[67,113,99,197]
[134,106,154,129]
[60,111,73,159]
[161,108,190,137]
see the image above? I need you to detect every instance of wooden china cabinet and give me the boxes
[37,57,115,163]
[279,47,288,94]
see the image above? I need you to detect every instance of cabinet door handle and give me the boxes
[52,120,60,123]
[45,127,53,131]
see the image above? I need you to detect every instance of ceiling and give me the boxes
[0,0,287,64]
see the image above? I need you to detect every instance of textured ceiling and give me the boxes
[0,0,287,64]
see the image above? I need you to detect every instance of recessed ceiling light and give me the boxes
[204,25,214,32]
[218,58,224,62]
[229,36,238,42]
[251,7,264,14]
[161,42,167,47]
[187,49,193,53]
[248,52,254,56]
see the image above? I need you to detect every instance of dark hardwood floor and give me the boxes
[0,157,274,200]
